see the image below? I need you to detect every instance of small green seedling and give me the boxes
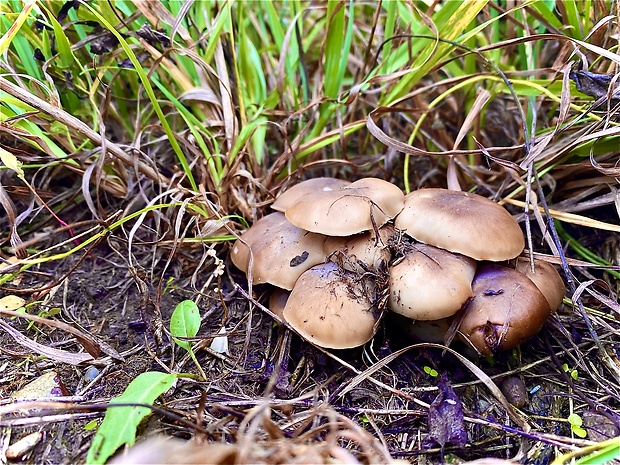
[562,363,579,381]
[424,366,439,377]
[163,276,176,294]
[170,300,206,380]
[568,413,588,438]
[84,420,98,431]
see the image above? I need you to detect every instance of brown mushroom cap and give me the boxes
[515,257,565,310]
[272,177,352,212]
[388,244,476,320]
[285,178,405,236]
[394,189,525,261]
[323,224,396,271]
[230,212,326,290]
[458,264,552,356]
[282,262,379,349]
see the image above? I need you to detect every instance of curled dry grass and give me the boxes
[0,0,619,463]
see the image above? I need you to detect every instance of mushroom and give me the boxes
[282,261,380,349]
[402,315,453,344]
[269,288,290,321]
[514,257,565,310]
[458,264,552,356]
[323,224,396,272]
[272,177,352,212]
[285,178,405,236]
[388,244,476,320]
[230,212,326,290]
[394,188,525,261]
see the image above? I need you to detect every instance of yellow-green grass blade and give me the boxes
[151,78,223,186]
[38,4,77,69]
[81,2,197,191]
[0,101,70,159]
[384,0,489,105]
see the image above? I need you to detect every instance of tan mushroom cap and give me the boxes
[388,244,476,320]
[458,264,552,356]
[515,257,565,310]
[395,189,525,261]
[323,224,396,271]
[282,262,379,349]
[272,177,352,212]
[230,212,326,290]
[285,178,405,236]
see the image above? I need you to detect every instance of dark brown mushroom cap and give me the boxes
[282,262,379,349]
[394,189,525,261]
[285,178,405,236]
[515,257,565,310]
[230,212,326,290]
[272,177,352,212]
[458,264,551,356]
[388,244,476,320]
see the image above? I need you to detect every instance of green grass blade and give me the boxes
[384,0,489,104]
[81,2,198,191]
[39,4,77,69]
[324,2,346,99]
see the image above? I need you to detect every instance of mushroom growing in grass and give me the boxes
[395,188,525,261]
[231,212,326,290]
[285,178,405,236]
[458,264,552,356]
[282,261,382,349]
[272,177,351,212]
[388,243,477,320]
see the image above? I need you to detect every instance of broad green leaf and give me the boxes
[86,372,176,464]
[170,300,201,352]
[575,438,620,464]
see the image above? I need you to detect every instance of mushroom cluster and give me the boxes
[231,178,565,355]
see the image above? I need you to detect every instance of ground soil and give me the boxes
[1,198,619,464]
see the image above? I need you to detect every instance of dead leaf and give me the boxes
[0,320,94,365]
[0,307,100,359]
[0,295,26,311]
[11,371,69,399]
[427,377,467,456]
[6,432,43,460]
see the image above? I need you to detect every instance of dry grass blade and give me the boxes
[502,198,620,232]
[0,77,168,187]
[337,343,530,431]
[0,308,101,358]
[0,320,94,365]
